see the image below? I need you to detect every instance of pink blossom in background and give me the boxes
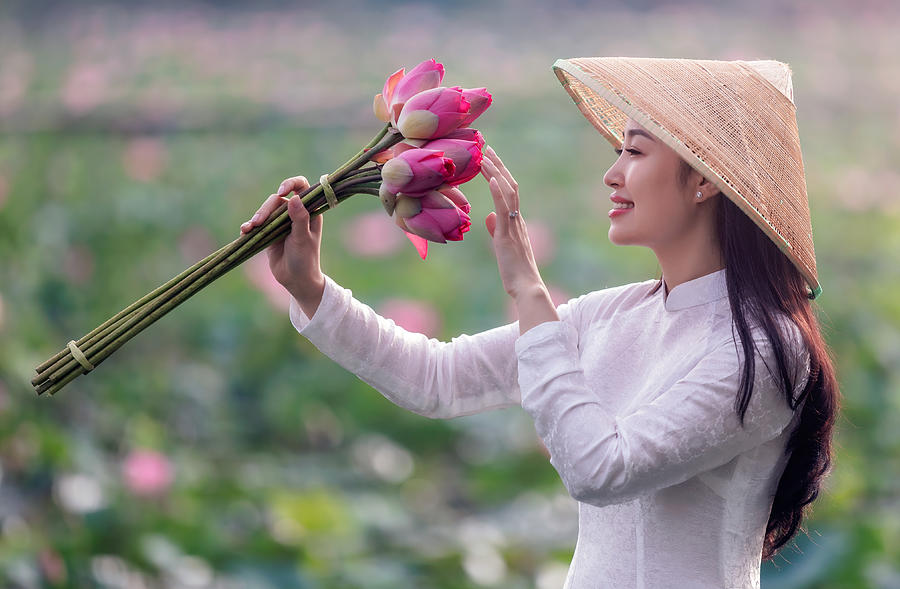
[243,252,292,312]
[122,137,167,182]
[506,283,571,323]
[524,219,557,266]
[178,226,216,264]
[378,298,441,337]
[62,245,95,285]
[61,63,110,114]
[38,549,67,585]
[341,211,404,257]
[121,449,174,497]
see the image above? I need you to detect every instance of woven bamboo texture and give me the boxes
[553,57,819,298]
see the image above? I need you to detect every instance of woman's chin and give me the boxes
[607,229,635,246]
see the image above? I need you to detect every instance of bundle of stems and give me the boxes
[32,124,403,396]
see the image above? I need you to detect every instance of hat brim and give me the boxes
[552,57,821,299]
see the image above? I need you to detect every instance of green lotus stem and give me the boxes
[34,126,402,395]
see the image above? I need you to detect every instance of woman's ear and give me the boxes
[695,176,719,202]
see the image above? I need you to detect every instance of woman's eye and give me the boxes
[625,148,641,155]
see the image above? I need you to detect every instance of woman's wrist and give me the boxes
[515,282,559,335]
[287,274,326,318]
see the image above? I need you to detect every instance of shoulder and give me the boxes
[557,277,662,324]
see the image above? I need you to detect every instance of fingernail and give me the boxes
[251,213,261,223]
[277,182,286,194]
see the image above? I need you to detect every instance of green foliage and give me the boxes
[1,3,898,588]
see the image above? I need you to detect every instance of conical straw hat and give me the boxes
[552,57,821,298]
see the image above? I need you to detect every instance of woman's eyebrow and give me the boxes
[625,128,656,142]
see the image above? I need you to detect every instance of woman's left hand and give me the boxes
[480,146,547,302]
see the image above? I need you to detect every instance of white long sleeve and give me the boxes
[290,275,578,418]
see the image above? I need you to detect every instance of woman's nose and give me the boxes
[603,158,623,188]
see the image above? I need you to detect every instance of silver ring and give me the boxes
[509,210,519,219]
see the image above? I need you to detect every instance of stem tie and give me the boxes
[320,174,338,209]
[67,340,95,374]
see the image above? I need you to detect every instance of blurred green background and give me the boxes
[1,1,898,587]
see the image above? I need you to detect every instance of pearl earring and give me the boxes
[696,191,703,199]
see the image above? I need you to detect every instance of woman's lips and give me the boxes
[609,195,634,218]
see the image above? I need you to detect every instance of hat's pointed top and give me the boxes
[742,60,794,104]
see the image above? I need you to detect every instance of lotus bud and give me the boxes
[380,148,455,195]
[459,88,492,127]
[388,59,445,124]
[396,86,471,140]
[379,183,397,216]
[373,92,390,123]
[420,129,485,186]
[394,191,471,244]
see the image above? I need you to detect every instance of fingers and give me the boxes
[241,192,283,233]
[487,176,512,235]
[483,159,520,232]
[285,194,324,244]
[285,193,310,225]
[480,146,520,224]
[485,211,497,238]
[241,176,310,234]
[485,146,518,196]
[277,175,310,197]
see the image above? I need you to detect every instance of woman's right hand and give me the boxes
[240,175,325,317]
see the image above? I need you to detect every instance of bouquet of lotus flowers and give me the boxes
[32,58,492,396]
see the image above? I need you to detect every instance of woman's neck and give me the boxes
[655,232,724,296]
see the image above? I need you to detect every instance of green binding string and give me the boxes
[320,174,338,209]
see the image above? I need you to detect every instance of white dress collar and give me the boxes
[662,268,728,312]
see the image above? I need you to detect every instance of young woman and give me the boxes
[240,57,839,588]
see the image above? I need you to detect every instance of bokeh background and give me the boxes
[2,1,899,587]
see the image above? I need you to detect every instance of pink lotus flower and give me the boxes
[374,59,445,125]
[460,88,492,127]
[380,148,455,196]
[121,449,174,497]
[395,189,471,248]
[421,129,485,186]
[396,86,473,140]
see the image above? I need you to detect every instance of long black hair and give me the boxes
[719,195,839,558]
[662,166,841,559]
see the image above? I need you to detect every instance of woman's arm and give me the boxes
[516,320,810,507]
[241,174,582,420]
[289,275,529,418]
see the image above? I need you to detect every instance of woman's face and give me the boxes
[602,119,700,251]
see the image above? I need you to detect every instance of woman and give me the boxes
[240,57,839,588]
